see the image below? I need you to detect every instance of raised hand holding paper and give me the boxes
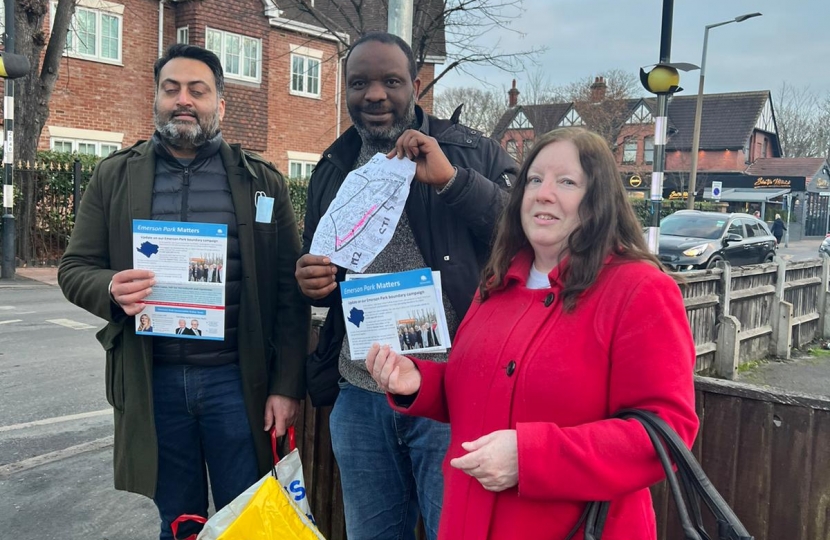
[310,153,416,272]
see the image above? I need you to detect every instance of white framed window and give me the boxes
[644,137,654,165]
[52,1,123,64]
[205,27,261,83]
[287,152,319,179]
[52,140,73,153]
[177,26,189,44]
[290,54,321,98]
[622,138,637,164]
[288,160,315,180]
[51,138,120,157]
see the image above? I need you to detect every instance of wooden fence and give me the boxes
[294,257,830,540]
[653,377,830,540]
[682,257,828,378]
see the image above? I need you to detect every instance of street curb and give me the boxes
[0,276,45,288]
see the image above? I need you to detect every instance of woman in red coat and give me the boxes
[366,127,698,540]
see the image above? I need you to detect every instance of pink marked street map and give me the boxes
[310,153,416,272]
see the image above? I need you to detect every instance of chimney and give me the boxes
[508,79,520,107]
[590,76,607,103]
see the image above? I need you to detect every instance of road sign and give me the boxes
[712,181,722,201]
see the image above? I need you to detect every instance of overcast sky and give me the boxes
[435,0,830,103]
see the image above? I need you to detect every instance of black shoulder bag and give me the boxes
[564,409,754,540]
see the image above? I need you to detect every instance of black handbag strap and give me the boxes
[616,410,752,540]
[562,410,753,540]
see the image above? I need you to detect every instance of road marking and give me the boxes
[45,318,96,330]
[0,319,23,325]
[0,409,111,433]
[0,436,113,478]
[0,305,15,310]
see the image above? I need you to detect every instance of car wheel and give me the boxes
[763,252,775,263]
[706,256,723,269]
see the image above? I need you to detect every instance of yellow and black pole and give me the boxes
[1,0,31,279]
[639,0,697,254]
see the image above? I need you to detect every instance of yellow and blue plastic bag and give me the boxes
[172,427,324,540]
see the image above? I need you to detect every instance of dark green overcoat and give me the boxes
[58,140,310,498]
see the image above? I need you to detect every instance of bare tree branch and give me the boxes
[775,82,830,158]
[277,0,544,100]
[434,86,505,134]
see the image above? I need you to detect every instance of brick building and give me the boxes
[10,0,443,176]
[492,80,782,201]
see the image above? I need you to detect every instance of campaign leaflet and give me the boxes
[132,219,227,341]
[340,268,450,361]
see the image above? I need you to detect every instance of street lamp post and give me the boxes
[686,12,762,210]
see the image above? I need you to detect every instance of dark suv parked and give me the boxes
[658,211,777,271]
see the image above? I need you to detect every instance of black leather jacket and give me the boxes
[301,106,517,405]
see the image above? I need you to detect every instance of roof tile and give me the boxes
[745,157,828,177]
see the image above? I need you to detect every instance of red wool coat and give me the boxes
[392,251,698,540]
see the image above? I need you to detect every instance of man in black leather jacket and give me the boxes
[295,32,516,540]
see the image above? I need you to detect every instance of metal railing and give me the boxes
[0,158,93,266]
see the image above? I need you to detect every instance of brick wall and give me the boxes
[665,148,749,172]
[178,0,272,152]
[748,130,778,161]
[417,64,435,114]
[266,33,342,170]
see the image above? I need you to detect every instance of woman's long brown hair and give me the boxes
[480,127,669,310]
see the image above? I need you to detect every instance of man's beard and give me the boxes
[350,94,417,146]
[153,102,221,151]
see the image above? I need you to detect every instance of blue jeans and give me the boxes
[152,363,259,540]
[330,382,450,540]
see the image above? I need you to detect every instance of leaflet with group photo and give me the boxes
[131,219,227,341]
[340,268,450,361]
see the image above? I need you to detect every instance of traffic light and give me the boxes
[639,62,698,95]
[0,51,31,79]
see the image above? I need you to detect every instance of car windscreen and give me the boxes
[660,214,727,240]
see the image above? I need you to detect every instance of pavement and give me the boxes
[0,266,60,287]
[738,348,830,398]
